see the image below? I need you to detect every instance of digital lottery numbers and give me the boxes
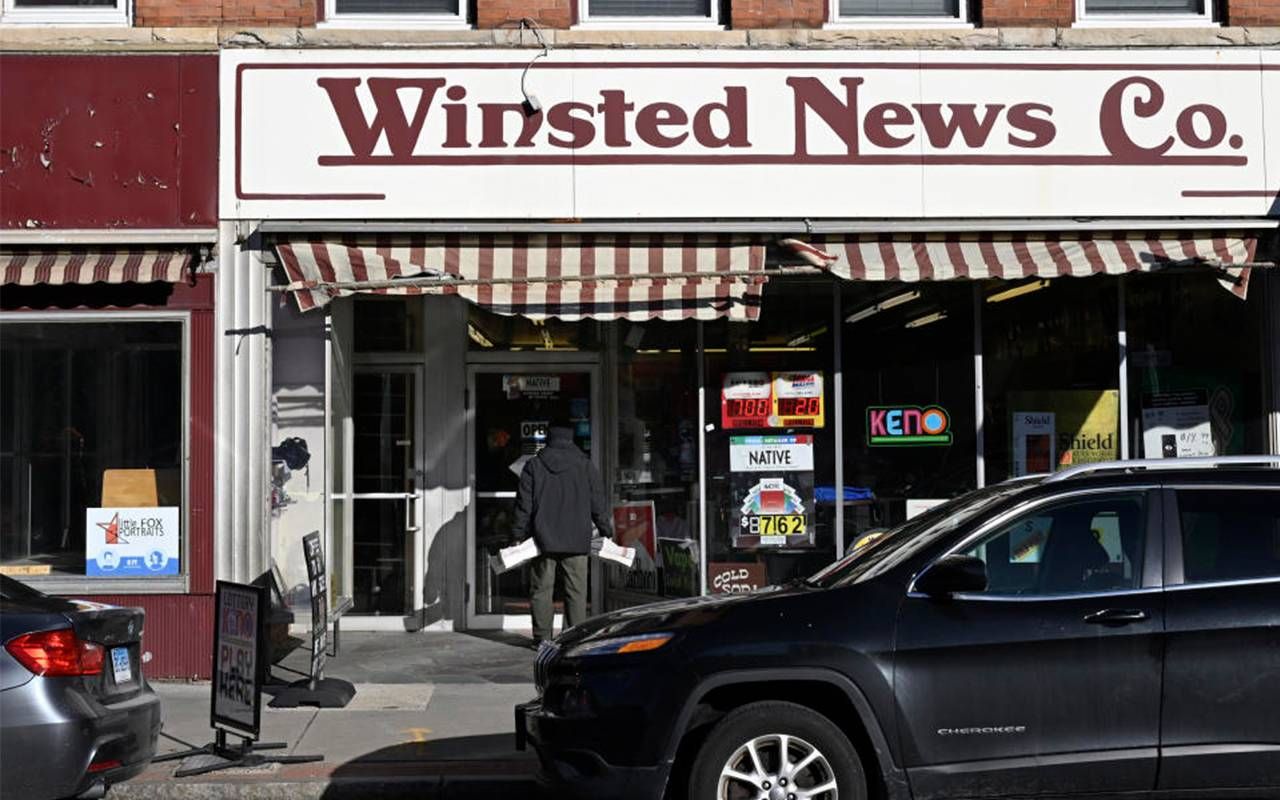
[721,371,825,430]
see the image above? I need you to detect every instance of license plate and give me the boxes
[111,647,132,684]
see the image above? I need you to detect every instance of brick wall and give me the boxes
[1226,0,1280,24]
[731,0,825,27]
[980,0,1073,26]
[477,0,574,28]
[40,0,1280,30]
[135,0,318,27]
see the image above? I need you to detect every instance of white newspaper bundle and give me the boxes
[591,536,636,569]
[490,538,540,574]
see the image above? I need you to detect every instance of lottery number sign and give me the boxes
[211,581,267,739]
[721,372,825,430]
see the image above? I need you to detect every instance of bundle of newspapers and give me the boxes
[490,535,636,574]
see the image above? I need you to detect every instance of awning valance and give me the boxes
[274,235,767,321]
[1,248,194,286]
[783,231,1260,299]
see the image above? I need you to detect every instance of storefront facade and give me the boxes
[215,46,1279,633]
[0,54,220,676]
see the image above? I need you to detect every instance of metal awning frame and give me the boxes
[256,218,1280,235]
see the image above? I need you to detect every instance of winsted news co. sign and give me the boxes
[223,49,1277,221]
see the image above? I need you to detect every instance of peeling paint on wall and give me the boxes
[0,54,217,229]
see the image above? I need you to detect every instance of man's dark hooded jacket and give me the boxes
[512,427,614,555]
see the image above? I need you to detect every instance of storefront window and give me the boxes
[607,321,702,608]
[1125,271,1270,458]
[354,297,423,352]
[467,305,600,352]
[1,320,184,579]
[842,281,977,537]
[983,276,1120,483]
[704,278,839,593]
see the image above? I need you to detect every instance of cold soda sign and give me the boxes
[867,406,953,446]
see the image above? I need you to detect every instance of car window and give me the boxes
[960,493,1147,596]
[1177,489,1280,584]
[811,482,1033,589]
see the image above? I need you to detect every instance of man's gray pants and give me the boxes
[531,553,588,642]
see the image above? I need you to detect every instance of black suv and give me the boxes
[515,459,1280,800]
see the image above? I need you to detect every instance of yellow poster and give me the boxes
[1009,389,1119,471]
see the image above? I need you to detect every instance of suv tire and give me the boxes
[688,700,866,800]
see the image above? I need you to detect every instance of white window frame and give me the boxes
[824,0,971,28]
[319,0,469,29]
[0,310,190,596]
[574,0,722,30]
[0,0,130,26]
[1072,0,1216,27]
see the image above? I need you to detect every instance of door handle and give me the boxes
[1083,608,1149,626]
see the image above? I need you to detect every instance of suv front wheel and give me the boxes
[688,700,866,800]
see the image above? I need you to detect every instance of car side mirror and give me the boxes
[915,554,988,597]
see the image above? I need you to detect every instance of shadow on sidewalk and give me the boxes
[319,733,543,799]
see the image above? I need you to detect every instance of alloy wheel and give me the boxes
[716,732,838,800]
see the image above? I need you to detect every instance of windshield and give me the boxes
[807,482,1034,588]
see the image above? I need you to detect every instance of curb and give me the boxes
[107,761,541,800]
[108,776,541,800]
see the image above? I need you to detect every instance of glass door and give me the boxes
[466,366,599,629]
[348,366,425,625]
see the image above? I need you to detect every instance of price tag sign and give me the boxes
[721,372,773,430]
[772,372,825,428]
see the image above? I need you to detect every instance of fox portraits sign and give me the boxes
[222,49,1278,220]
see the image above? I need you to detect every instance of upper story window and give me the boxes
[1075,0,1213,26]
[577,0,719,28]
[827,0,967,26]
[0,0,130,25]
[323,0,467,28]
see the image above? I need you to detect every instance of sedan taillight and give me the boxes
[5,628,104,676]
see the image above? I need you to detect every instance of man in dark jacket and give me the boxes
[511,420,613,645]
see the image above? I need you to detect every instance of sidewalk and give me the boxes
[109,631,544,799]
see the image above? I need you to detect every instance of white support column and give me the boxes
[973,284,986,489]
[214,223,273,584]
[1269,272,1280,455]
[215,221,236,584]
[832,285,845,558]
[1118,278,1130,461]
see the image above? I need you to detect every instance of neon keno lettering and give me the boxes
[314,75,1245,166]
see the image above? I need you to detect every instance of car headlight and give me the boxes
[564,632,673,658]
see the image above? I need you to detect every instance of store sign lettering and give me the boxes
[316,75,1244,167]
[868,406,953,446]
[228,51,1274,219]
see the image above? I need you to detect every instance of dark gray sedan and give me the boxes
[1,575,161,799]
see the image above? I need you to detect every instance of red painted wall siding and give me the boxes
[75,594,215,680]
[0,54,218,230]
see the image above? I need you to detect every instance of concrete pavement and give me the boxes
[108,631,544,799]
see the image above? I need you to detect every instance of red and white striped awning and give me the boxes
[783,231,1260,299]
[274,234,767,321]
[1,248,193,286]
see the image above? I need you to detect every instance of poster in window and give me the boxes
[1009,390,1118,473]
[729,436,814,549]
[85,507,180,577]
[1141,390,1214,458]
[613,501,656,559]
[1012,413,1056,477]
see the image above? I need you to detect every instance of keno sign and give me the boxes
[223,49,1278,220]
